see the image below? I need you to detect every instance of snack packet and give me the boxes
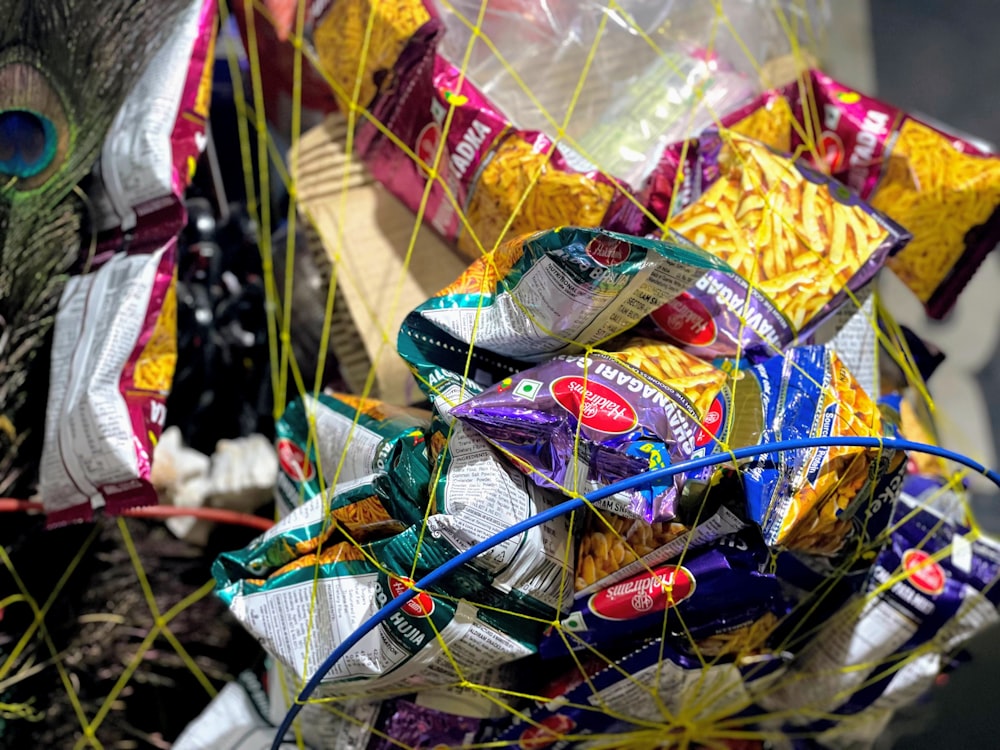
[419,393,575,617]
[760,496,1000,726]
[646,134,909,360]
[741,345,904,554]
[313,0,616,260]
[726,69,1000,318]
[215,524,537,693]
[495,638,787,749]
[40,242,179,525]
[450,351,710,521]
[311,2,785,260]
[573,483,749,596]
[397,226,730,392]
[274,392,431,517]
[541,529,788,660]
[40,0,217,524]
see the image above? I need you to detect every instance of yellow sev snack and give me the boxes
[717,69,1000,318]
[875,119,1000,305]
[459,133,616,257]
[133,278,177,392]
[607,337,727,419]
[671,135,896,330]
[314,0,430,108]
[742,345,903,555]
[648,134,906,361]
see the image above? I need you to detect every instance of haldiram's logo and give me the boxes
[650,291,717,347]
[695,394,726,448]
[549,376,638,434]
[585,237,631,267]
[277,438,314,482]
[902,549,947,596]
[587,565,696,621]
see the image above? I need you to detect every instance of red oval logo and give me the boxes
[585,237,631,267]
[650,292,717,347]
[416,122,442,165]
[388,576,435,618]
[819,130,845,173]
[519,715,576,750]
[550,376,638,434]
[903,549,946,596]
[695,395,726,448]
[587,565,696,621]
[277,438,314,482]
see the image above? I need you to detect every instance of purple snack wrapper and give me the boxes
[763,495,1000,736]
[541,529,788,660]
[450,352,710,522]
[369,699,482,750]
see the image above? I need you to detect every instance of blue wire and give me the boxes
[271,436,1000,748]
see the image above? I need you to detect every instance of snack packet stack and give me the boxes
[213,7,1000,746]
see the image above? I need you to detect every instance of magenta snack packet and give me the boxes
[40,0,216,525]
[709,69,1000,318]
[313,1,620,261]
[449,352,711,522]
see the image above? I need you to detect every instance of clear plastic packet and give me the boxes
[39,0,217,524]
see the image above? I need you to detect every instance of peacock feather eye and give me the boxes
[0,62,71,192]
[0,110,57,178]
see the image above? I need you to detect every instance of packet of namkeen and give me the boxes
[214,502,538,694]
[646,134,909,361]
[724,70,1000,319]
[761,496,1000,731]
[741,345,905,555]
[313,0,618,261]
[38,0,217,525]
[273,392,431,518]
[396,226,729,387]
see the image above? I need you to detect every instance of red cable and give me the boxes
[0,498,274,532]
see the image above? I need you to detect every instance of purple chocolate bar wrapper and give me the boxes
[450,352,710,521]
[540,529,788,659]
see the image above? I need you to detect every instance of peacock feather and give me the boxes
[0,0,195,496]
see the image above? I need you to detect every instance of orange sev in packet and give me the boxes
[645,133,909,361]
[742,345,904,555]
[723,69,1000,318]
